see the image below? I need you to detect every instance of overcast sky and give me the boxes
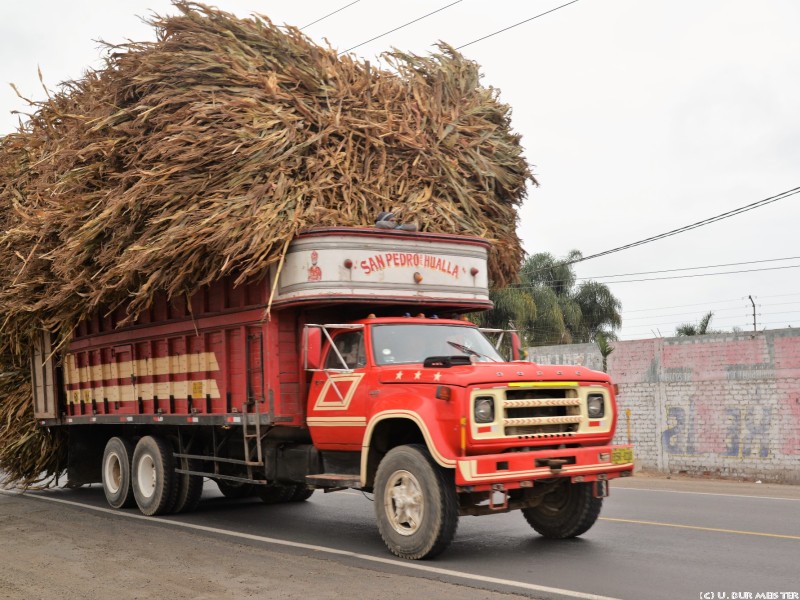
[2,1,798,340]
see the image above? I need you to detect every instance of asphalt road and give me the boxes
[4,475,799,600]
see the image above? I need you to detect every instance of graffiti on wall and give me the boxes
[662,400,772,458]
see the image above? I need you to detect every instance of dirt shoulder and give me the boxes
[0,491,526,600]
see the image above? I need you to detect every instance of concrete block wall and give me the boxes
[529,328,800,483]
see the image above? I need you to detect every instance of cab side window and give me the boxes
[324,331,366,370]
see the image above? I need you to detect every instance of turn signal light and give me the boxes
[435,386,452,401]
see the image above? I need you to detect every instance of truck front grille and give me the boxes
[502,389,581,437]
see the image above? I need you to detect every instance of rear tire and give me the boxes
[101,437,136,509]
[374,444,458,560]
[289,485,315,502]
[216,479,256,499]
[131,436,178,516]
[258,484,295,505]
[173,457,203,514]
[522,481,602,538]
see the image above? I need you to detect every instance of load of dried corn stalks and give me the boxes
[0,2,533,486]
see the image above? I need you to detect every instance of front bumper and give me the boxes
[455,445,634,491]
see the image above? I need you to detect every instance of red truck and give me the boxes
[31,227,633,559]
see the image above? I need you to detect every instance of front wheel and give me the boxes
[374,444,458,560]
[522,481,602,538]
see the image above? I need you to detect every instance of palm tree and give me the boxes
[676,311,715,336]
[471,286,537,351]
[595,331,615,372]
[475,250,623,348]
[520,251,621,344]
[572,281,622,342]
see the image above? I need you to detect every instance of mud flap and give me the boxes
[593,479,609,498]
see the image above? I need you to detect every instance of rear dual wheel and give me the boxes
[101,437,136,509]
[173,455,203,514]
[131,436,178,516]
[102,435,202,515]
[216,479,257,499]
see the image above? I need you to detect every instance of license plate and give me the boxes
[612,447,634,464]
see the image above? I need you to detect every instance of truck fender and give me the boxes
[361,410,457,487]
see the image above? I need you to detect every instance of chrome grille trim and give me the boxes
[503,398,581,408]
[504,416,582,426]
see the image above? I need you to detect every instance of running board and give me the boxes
[305,473,361,488]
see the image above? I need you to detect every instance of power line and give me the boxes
[342,0,463,54]
[456,0,582,50]
[623,308,800,329]
[510,255,800,289]
[566,185,800,266]
[579,256,800,281]
[593,263,800,285]
[623,297,749,313]
[622,294,800,314]
[508,263,800,289]
[623,304,758,322]
[301,1,361,30]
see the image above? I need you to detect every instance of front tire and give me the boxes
[374,444,458,560]
[131,436,178,516]
[522,481,602,538]
[101,437,136,509]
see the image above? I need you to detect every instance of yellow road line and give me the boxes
[600,517,800,540]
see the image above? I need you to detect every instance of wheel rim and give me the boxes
[384,469,424,536]
[136,454,157,500]
[104,451,122,494]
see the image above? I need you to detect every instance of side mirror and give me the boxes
[510,331,522,361]
[304,327,322,370]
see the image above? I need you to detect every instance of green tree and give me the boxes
[476,250,623,347]
[572,280,623,341]
[471,286,537,348]
[595,331,615,372]
[521,251,621,344]
[676,311,715,336]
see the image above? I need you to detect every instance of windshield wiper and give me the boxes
[447,340,478,356]
[446,341,496,362]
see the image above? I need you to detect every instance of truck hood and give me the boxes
[376,361,610,387]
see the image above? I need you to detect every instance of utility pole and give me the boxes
[749,295,756,333]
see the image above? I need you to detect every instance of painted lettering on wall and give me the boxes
[662,402,771,458]
[359,252,461,279]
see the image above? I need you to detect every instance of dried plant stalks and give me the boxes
[0,2,534,485]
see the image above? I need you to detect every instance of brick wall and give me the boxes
[528,328,800,483]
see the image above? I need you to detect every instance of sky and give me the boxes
[2,0,798,341]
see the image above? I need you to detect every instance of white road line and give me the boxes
[1,489,620,600]
[613,486,800,501]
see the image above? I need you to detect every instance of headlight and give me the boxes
[587,394,605,418]
[474,396,495,423]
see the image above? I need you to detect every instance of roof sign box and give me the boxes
[271,227,491,310]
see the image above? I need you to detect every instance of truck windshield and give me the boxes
[371,324,503,365]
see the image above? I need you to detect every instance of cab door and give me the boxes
[306,329,369,450]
